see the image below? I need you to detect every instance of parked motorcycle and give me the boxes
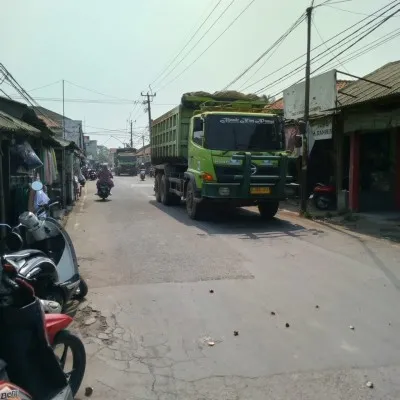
[0,234,83,399]
[7,181,88,310]
[309,183,336,210]
[140,169,146,181]
[97,184,110,200]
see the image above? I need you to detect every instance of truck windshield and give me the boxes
[119,156,136,162]
[205,115,282,151]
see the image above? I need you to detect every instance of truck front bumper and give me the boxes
[201,182,295,201]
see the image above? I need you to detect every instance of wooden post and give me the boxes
[395,128,400,210]
[349,131,360,212]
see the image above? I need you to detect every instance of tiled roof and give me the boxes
[337,61,400,107]
[0,110,41,136]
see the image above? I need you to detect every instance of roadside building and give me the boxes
[335,61,400,212]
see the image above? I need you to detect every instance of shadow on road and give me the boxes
[149,200,324,240]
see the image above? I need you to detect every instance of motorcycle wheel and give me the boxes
[53,330,86,396]
[45,288,65,310]
[74,279,88,300]
[314,195,330,210]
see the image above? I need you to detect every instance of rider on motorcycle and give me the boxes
[97,164,114,194]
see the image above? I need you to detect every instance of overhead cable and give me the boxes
[157,0,257,92]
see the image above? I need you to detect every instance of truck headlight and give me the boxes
[218,187,230,196]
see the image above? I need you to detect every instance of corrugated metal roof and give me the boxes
[0,110,41,136]
[337,61,400,107]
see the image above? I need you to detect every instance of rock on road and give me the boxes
[69,176,400,400]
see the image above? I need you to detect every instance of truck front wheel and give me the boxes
[258,201,279,220]
[186,181,203,219]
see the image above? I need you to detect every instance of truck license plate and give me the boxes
[250,187,270,194]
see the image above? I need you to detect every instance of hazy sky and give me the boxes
[1,0,398,148]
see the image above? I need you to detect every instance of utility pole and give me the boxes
[300,4,314,214]
[62,79,65,139]
[130,120,133,148]
[141,89,156,146]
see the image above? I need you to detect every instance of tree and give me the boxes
[97,145,110,164]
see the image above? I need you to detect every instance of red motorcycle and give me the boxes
[309,183,336,210]
[0,239,86,399]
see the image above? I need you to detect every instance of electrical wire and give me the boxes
[0,64,76,136]
[311,16,350,73]
[268,26,400,99]
[157,0,257,92]
[154,0,236,91]
[241,0,399,92]
[28,80,62,92]
[150,0,223,87]
[224,12,306,89]
[312,6,400,74]
[326,4,400,17]
[237,14,306,90]
[64,80,136,102]
[252,1,400,94]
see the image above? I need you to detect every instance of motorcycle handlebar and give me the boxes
[35,201,59,215]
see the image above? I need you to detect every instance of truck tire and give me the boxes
[186,181,203,219]
[155,175,162,203]
[258,201,279,220]
[161,175,180,206]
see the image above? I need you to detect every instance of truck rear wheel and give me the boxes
[186,181,203,220]
[258,201,279,220]
[161,175,180,206]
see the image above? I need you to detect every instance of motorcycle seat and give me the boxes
[4,249,45,261]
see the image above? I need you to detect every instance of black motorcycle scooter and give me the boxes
[13,181,88,310]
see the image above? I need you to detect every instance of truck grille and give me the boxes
[214,165,280,183]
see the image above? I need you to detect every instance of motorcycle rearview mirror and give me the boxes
[31,181,44,191]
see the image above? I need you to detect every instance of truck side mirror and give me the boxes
[193,118,203,132]
[294,135,302,148]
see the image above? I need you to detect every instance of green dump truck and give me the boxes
[115,148,137,176]
[151,92,297,220]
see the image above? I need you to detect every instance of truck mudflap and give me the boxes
[203,153,293,200]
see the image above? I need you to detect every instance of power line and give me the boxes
[312,5,400,74]
[150,0,223,87]
[241,0,399,92]
[64,80,137,102]
[268,26,400,99]
[326,4,400,17]
[0,64,76,137]
[252,0,400,94]
[154,0,236,91]
[157,0,257,92]
[28,80,62,92]
[224,12,306,89]
[311,16,350,73]
[238,15,307,90]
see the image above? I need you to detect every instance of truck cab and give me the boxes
[152,96,296,220]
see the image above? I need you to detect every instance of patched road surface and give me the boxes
[69,177,400,399]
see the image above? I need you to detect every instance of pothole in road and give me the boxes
[74,304,115,346]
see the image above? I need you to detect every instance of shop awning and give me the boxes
[0,110,41,137]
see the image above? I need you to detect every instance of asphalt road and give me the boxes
[69,176,400,400]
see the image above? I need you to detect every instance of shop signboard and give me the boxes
[64,120,83,148]
[310,116,332,140]
[283,70,337,120]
